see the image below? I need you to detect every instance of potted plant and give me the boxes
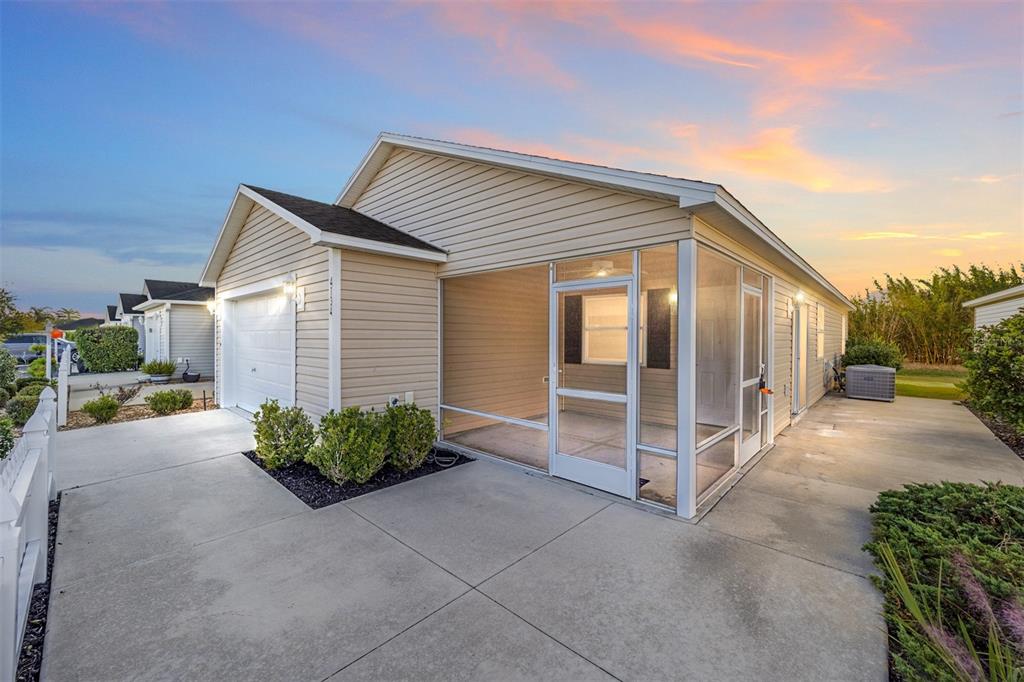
[140,360,177,384]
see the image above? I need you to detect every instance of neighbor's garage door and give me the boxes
[231,292,294,413]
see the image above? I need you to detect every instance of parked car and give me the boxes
[3,333,48,364]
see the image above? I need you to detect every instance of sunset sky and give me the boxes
[2,1,1022,316]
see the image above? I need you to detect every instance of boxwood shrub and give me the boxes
[6,394,39,426]
[0,415,13,460]
[962,312,1024,431]
[842,337,904,370]
[27,357,47,378]
[76,326,140,372]
[309,407,387,484]
[82,395,119,423]
[864,482,1024,681]
[384,403,437,472]
[17,383,48,399]
[252,399,316,469]
[15,377,50,391]
[144,389,194,415]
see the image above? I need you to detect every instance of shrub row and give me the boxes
[6,380,56,426]
[864,482,1024,681]
[253,400,437,484]
[80,388,195,424]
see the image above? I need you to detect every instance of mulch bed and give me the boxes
[242,448,472,509]
[964,402,1024,460]
[60,398,218,431]
[16,495,60,682]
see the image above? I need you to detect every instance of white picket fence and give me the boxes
[0,372,61,680]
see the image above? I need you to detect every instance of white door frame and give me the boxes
[549,274,636,498]
[739,283,765,464]
[792,300,808,414]
[218,277,297,411]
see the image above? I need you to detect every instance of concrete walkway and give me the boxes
[41,398,1023,681]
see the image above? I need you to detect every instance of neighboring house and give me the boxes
[135,280,215,380]
[963,284,1024,328]
[199,132,852,519]
[115,292,149,353]
[102,305,121,326]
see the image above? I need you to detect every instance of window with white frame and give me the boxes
[816,302,826,358]
[581,293,647,365]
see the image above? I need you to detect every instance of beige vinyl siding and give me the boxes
[353,149,692,276]
[974,296,1024,327]
[442,265,548,433]
[168,304,214,379]
[692,217,848,430]
[340,249,438,417]
[217,204,331,415]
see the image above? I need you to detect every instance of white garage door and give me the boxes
[230,292,294,413]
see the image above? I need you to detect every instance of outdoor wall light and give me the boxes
[795,290,806,304]
[206,299,216,314]
[283,280,297,298]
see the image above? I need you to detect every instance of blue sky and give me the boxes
[2,1,1021,316]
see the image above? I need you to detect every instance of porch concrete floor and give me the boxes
[42,398,1023,681]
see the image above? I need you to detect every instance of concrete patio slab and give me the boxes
[55,408,254,489]
[480,503,886,682]
[329,591,614,681]
[699,485,876,576]
[347,459,612,585]
[52,454,308,588]
[43,503,469,682]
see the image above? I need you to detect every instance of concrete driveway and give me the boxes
[41,398,1023,681]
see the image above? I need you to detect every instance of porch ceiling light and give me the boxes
[593,260,614,277]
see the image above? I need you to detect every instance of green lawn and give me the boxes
[894,366,966,400]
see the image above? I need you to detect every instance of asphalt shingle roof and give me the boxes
[144,280,214,302]
[243,184,444,254]
[106,305,120,321]
[119,293,148,314]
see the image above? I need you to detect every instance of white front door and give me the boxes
[550,277,636,497]
[144,312,163,363]
[230,292,294,413]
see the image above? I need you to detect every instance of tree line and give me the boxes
[0,288,80,338]
[848,264,1023,365]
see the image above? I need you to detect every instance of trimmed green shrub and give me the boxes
[864,482,1024,681]
[962,312,1024,431]
[140,360,177,376]
[384,403,437,472]
[75,326,139,372]
[0,392,6,410]
[6,383,17,398]
[843,337,904,371]
[82,395,119,423]
[252,399,316,469]
[0,348,16,388]
[0,415,13,460]
[15,377,49,391]
[29,343,46,354]
[144,389,194,415]
[308,407,387,484]
[17,383,48,398]
[27,357,47,378]
[6,394,39,426]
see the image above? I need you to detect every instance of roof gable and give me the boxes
[143,279,213,302]
[336,133,853,309]
[118,293,148,315]
[200,184,447,286]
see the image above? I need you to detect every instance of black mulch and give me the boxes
[242,448,472,509]
[16,495,60,682]
[963,402,1024,460]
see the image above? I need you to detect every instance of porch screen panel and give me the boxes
[695,247,739,443]
[442,265,549,468]
[638,244,678,452]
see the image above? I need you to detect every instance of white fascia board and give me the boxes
[335,132,719,208]
[136,298,208,311]
[963,283,1024,308]
[313,232,447,262]
[697,188,854,310]
[199,187,256,287]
